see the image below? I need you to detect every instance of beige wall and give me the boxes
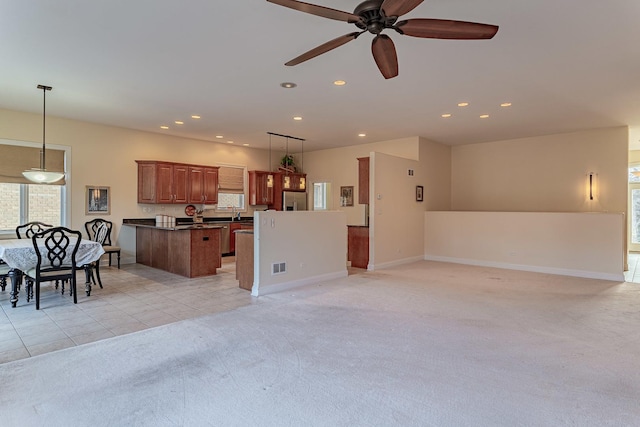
[1,108,272,259]
[370,152,426,268]
[425,211,625,281]
[302,137,420,226]
[253,211,347,295]
[418,137,452,211]
[451,127,629,213]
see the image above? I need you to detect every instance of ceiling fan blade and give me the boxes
[371,34,398,79]
[285,32,361,66]
[396,18,498,39]
[381,0,424,17]
[267,0,362,23]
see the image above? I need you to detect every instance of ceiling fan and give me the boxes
[267,0,498,79]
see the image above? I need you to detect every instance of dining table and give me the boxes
[0,237,105,308]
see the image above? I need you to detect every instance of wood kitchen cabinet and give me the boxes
[348,225,369,269]
[248,170,275,205]
[135,226,222,278]
[138,160,220,204]
[357,157,370,204]
[188,166,219,205]
[137,161,189,204]
[281,172,306,192]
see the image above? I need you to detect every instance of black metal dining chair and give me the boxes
[23,227,82,310]
[15,221,53,239]
[85,218,121,269]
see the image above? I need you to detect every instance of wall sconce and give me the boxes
[587,172,598,201]
[267,174,274,188]
[299,177,305,190]
[284,176,291,189]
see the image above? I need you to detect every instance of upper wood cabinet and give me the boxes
[248,171,275,206]
[358,157,370,204]
[188,166,219,204]
[137,160,216,204]
[281,172,306,192]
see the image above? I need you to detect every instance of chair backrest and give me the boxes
[31,227,82,274]
[16,221,53,239]
[85,218,113,245]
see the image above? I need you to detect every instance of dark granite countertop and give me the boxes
[123,217,253,230]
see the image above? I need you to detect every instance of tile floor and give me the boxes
[0,257,254,364]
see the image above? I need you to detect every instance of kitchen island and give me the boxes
[123,220,222,278]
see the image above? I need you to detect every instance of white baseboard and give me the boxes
[424,254,624,282]
[369,255,424,271]
[252,270,349,296]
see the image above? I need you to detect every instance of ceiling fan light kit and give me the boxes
[267,0,498,79]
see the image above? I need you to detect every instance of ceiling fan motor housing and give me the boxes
[354,0,398,34]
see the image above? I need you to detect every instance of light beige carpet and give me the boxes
[1,261,639,426]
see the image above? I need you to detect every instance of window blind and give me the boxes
[0,144,66,185]
[217,166,244,194]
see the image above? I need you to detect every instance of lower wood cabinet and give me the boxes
[136,227,221,278]
[347,226,369,269]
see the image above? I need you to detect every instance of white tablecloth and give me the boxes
[0,238,105,272]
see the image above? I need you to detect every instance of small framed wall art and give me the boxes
[416,185,424,202]
[86,185,110,215]
[340,186,354,207]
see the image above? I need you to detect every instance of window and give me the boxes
[0,183,63,232]
[313,182,332,210]
[217,165,246,212]
[0,140,68,234]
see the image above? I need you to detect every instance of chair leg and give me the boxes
[35,280,40,310]
[117,251,121,269]
[108,253,112,267]
[95,262,103,288]
[71,276,77,304]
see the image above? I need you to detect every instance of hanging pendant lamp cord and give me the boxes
[37,85,52,171]
[41,86,46,170]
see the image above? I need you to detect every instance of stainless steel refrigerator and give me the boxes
[282,191,307,211]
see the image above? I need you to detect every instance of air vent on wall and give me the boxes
[272,262,287,275]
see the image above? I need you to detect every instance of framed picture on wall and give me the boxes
[416,185,424,202]
[340,186,354,207]
[86,186,110,215]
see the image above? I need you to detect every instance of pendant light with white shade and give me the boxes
[22,84,65,184]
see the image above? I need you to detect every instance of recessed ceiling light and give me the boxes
[216,135,223,139]
[457,102,469,107]
[227,141,234,144]
[243,143,250,146]
[334,80,346,86]
[500,102,512,107]
[293,116,303,121]
[480,114,490,119]
[441,113,452,118]
[160,125,169,130]
[191,115,201,119]
[175,120,184,125]
[280,82,297,88]
[358,133,366,137]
